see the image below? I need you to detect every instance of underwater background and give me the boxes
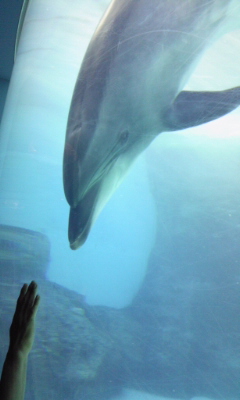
[0,1,240,399]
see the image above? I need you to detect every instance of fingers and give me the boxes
[20,283,28,297]
[32,294,40,318]
[16,281,40,321]
[16,283,28,310]
[24,281,37,305]
[23,282,39,317]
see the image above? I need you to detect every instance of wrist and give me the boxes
[6,348,29,361]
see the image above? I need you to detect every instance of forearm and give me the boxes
[0,350,28,400]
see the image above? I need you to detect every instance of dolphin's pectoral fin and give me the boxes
[165,87,240,131]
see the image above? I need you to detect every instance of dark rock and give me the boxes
[1,219,240,399]
[0,224,50,281]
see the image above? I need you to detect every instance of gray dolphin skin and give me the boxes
[63,0,240,250]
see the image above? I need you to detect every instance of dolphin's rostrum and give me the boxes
[63,0,240,249]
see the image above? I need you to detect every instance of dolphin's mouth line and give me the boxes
[92,153,118,184]
[80,142,123,199]
[118,29,207,47]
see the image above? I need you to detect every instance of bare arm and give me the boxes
[0,281,40,400]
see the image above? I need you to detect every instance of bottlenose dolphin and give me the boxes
[63,0,240,249]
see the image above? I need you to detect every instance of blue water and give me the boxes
[0,1,240,399]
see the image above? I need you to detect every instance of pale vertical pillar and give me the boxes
[0,0,157,307]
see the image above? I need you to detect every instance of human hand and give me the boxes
[8,281,40,356]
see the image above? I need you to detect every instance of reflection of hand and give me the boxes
[9,281,40,356]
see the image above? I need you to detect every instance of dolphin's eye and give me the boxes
[119,129,129,145]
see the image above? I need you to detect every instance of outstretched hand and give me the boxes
[8,281,40,356]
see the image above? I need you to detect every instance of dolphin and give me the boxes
[63,0,240,249]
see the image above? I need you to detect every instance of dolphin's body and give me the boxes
[63,0,240,249]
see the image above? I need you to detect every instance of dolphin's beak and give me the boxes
[68,181,101,249]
